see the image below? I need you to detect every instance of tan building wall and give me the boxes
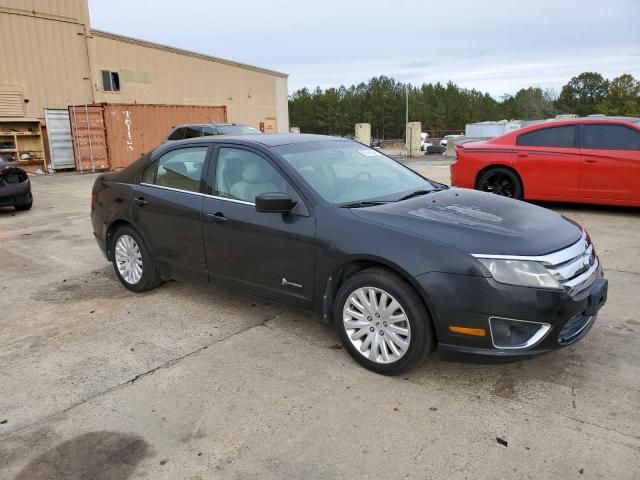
[0,0,93,118]
[0,0,289,132]
[88,31,288,132]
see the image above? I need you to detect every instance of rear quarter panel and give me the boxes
[451,144,513,188]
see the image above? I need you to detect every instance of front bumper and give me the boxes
[414,270,608,363]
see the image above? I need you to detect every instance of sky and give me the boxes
[88,0,640,98]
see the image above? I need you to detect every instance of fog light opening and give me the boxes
[489,317,551,350]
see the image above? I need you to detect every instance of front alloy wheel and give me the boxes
[335,268,433,375]
[343,287,411,364]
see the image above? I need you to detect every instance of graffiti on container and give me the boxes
[123,110,134,151]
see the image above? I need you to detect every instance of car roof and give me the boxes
[170,123,245,128]
[159,133,346,150]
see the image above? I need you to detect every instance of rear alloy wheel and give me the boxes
[111,226,163,292]
[335,268,432,375]
[477,167,523,200]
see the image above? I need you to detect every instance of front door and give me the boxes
[202,145,316,310]
[579,123,640,202]
[512,124,580,200]
[131,146,209,281]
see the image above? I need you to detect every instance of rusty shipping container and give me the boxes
[69,103,227,171]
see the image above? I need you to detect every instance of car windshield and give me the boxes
[217,125,260,135]
[275,140,436,204]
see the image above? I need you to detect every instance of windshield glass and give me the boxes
[217,125,260,135]
[275,140,435,204]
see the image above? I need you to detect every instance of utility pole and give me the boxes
[405,85,409,129]
[405,85,410,156]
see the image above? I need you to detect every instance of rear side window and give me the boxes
[517,125,576,148]
[182,126,205,139]
[149,147,208,193]
[167,128,186,141]
[582,124,640,150]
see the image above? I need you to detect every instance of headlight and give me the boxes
[478,258,561,289]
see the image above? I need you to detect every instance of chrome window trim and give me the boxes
[140,182,202,196]
[139,182,255,206]
[488,317,552,350]
[204,194,254,206]
[472,232,587,265]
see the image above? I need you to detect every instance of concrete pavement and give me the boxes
[0,171,638,479]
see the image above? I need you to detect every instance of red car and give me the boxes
[451,117,640,207]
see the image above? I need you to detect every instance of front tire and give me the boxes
[476,167,523,200]
[335,268,433,375]
[111,226,163,292]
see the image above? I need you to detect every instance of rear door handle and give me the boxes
[517,152,528,158]
[205,212,229,223]
[584,158,598,164]
[134,197,149,206]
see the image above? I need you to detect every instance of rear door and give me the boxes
[201,145,316,310]
[579,123,640,202]
[130,145,210,281]
[512,125,580,200]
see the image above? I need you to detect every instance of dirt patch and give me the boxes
[492,372,518,400]
[15,431,150,480]
[33,267,131,303]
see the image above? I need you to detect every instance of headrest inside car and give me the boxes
[242,162,273,184]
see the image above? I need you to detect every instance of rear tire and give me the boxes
[334,267,433,375]
[476,167,523,200]
[111,226,163,292]
[15,194,33,211]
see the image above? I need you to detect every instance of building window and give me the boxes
[101,70,120,92]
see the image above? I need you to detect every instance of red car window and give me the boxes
[516,125,576,148]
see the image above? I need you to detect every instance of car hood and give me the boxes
[350,188,582,256]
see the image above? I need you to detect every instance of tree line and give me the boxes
[288,72,640,139]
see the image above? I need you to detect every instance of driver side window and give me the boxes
[215,148,287,203]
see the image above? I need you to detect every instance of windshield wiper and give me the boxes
[396,189,433,202]
[340,200,390,208]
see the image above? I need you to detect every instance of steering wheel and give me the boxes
[353,171,372,182]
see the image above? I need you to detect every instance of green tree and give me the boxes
[510,87,556,119]
[556,72,610,116]
[597,74,640,116]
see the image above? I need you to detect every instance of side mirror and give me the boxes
[255,192,297,214]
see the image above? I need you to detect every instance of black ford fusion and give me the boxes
[91,134,608,374]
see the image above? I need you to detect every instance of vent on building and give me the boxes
[0,87,25,117]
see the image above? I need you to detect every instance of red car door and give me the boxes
[512,124,581,200]
[579,123,640,202]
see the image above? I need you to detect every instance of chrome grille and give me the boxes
[473,232,601,296]
[541,233,599,295]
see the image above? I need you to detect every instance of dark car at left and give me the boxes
[0,153,32,211]
[91,134,607,375]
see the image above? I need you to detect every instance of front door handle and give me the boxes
[584,158,598,164]
[134,197,149,206]
[205,212,229,223]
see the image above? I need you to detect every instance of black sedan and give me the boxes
[0,153,32,211]
[91,134,608,374]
